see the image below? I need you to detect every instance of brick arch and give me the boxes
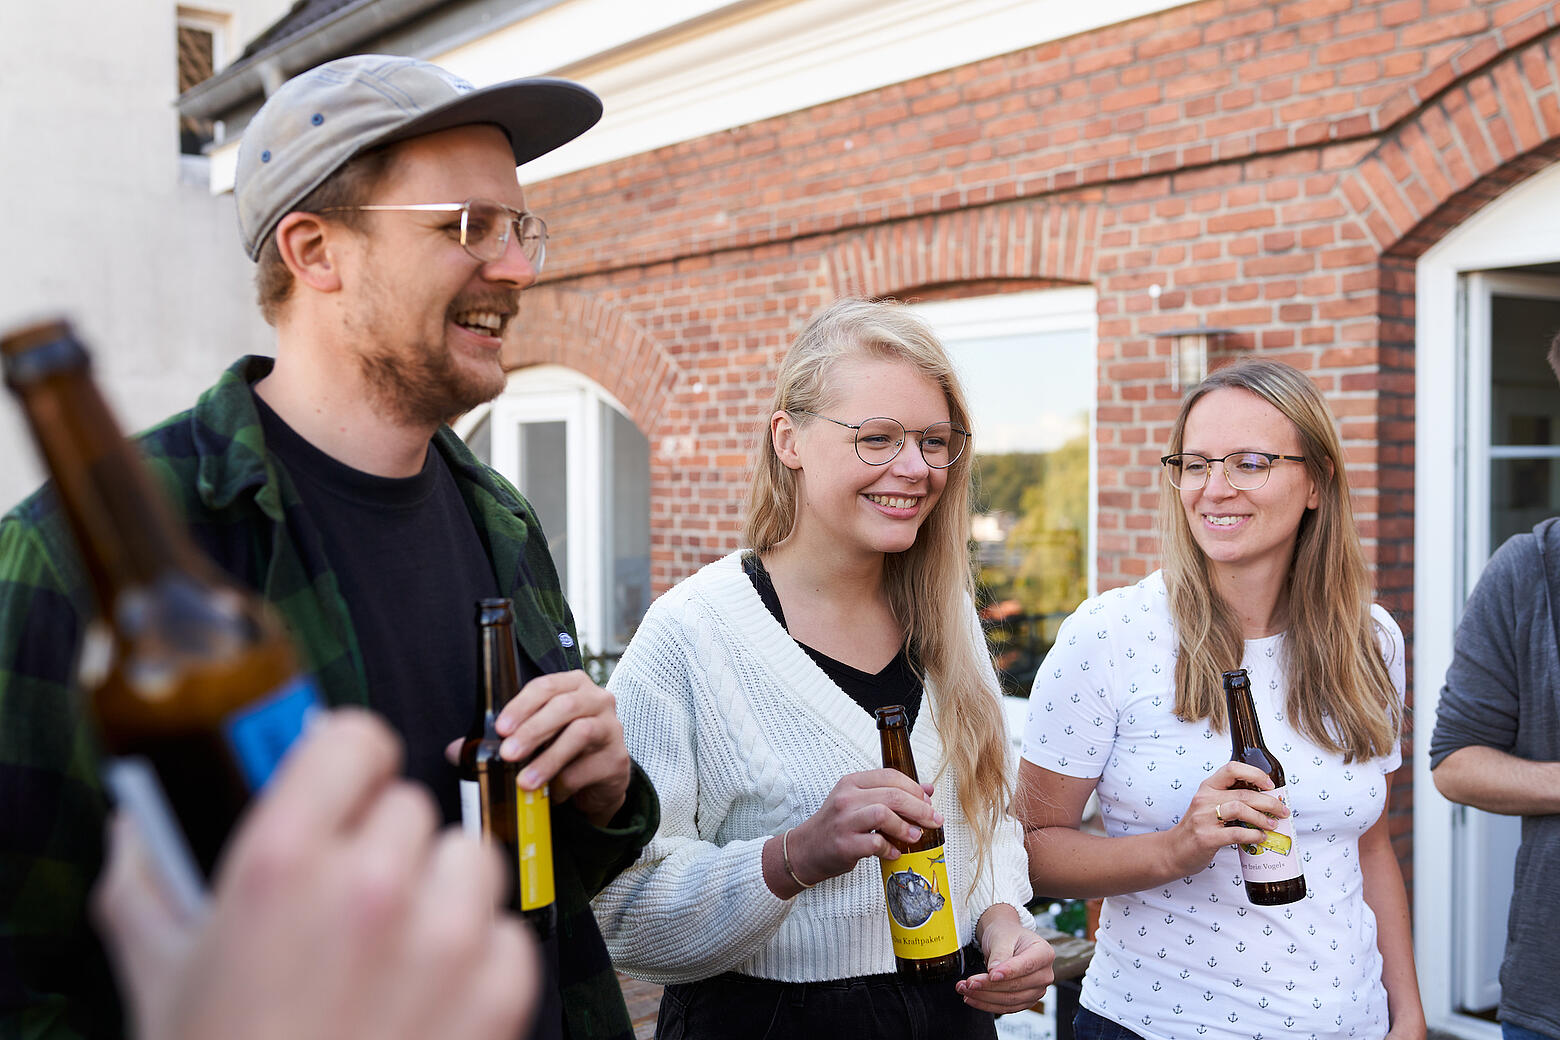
[1370,9,1560,138]
[1342,27,1560,258]
[825,199,1102,298]
[499,285,682,432]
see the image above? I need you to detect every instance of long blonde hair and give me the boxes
[744,298,1011,889]
[1158,359,1401,762]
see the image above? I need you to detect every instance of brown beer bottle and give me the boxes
[459,598,556,938]
[875,704,963,981]
[1221,668,1306,905]
[1,318,321,914]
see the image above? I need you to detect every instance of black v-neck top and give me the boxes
[742,551,922,730]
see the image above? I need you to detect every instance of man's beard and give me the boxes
[355,293,515,428]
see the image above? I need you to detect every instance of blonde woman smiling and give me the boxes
[596,299,1054,1037]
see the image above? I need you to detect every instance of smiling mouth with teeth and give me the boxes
[867,494,918,509]
[453,310,508,336]
[1205,515,1245,526]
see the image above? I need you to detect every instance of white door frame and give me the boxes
[491,391,596,646]
[458,365,631,656]
[1413,158,1560,1040]
[1453,271,1560,1013]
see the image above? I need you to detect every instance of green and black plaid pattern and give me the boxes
[0,356,656,1039]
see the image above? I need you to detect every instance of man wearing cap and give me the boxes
[0,54,658,1040]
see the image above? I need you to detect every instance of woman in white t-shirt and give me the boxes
[1017,359,1425,1040]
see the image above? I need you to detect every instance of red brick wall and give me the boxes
[512,0,1560,883]
[521,0,1560,593]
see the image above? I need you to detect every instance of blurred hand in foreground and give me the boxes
[92,708,539,1040]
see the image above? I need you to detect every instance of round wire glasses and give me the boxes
[322,198,547,270]
[790,409,970,469]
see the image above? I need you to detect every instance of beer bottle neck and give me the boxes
[474,613,520,731]
[875,707,920,783]
[1223,678,1264,757]
[4,328,203,612]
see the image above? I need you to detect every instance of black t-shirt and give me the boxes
[742,551,923,729]
[255,394,500,824]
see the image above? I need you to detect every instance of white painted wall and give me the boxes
[0,0,281,511]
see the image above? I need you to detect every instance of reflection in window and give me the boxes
[915,290,1097,696]
[1488,292,1560,549]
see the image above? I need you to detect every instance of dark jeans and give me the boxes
[657,946,997,1039]
[1504,1022,1560,1040]
[1072,1006,1148,1040]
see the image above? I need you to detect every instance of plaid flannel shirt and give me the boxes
[0,355,657,1040]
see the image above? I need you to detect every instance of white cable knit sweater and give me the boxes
[594,551,1033,985]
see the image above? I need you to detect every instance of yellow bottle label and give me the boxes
[1243,829,1293,856]
[880,845,960,960]
[1236,786,1303,882]
[516,783,555,911]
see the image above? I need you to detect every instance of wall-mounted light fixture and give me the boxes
[1162,326,1233,391]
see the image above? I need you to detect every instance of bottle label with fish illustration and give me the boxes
[879,845,960,959]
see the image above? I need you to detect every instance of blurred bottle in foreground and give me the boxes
[1,318,321,917]
[460,598,556,938]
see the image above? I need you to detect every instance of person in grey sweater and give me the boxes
[1430,336,1560,1040]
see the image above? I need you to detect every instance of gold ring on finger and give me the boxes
[1214,802,1225,823]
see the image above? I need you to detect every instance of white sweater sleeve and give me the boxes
[593,602,795,984]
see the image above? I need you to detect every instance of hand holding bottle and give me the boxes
[460,599,556,938]
[93,709,540,1040]
[873,704,965,980]
[1164,763,1285,873]
[1217,668,1307,904]
[778,768,944,887]
[448,668,632,827]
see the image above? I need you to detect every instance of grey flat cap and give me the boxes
[235,53,602,260]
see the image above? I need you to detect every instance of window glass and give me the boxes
[518,420,569,591]
[1488,292,1560,549]
[176,23,216,155]
[604,402,651,651]
[456,368,651,666]
[915,291,1096,696]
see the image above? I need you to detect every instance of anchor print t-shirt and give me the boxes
[1021,572,1406,1040]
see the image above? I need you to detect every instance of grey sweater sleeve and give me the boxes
[1428,532,1536,768]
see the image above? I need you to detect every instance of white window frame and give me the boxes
[176,5,234,172]
[454,365,637,657]
[176,6,233,64]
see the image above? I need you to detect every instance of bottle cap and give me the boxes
[1,318,88,388]
[874,704,909,728]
